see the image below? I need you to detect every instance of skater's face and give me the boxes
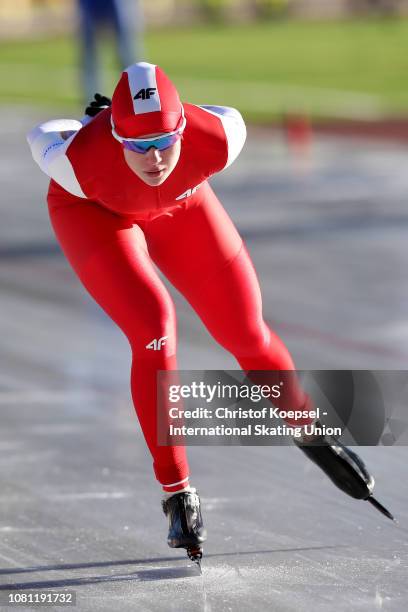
[123,134,181,186]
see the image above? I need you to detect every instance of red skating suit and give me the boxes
[28,104,311,491]
[28,103,246,220]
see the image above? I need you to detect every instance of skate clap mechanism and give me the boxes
[293,420,395,521]
[162,488,207,573]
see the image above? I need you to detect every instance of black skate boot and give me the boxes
[162,489,207,569]
[294,423,394,520]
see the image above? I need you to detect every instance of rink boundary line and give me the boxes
[2,203,408,261]
[0,390,101,404]
[48,491,131,501]
[268,317,408,361]
[0,243,59,259]
[0,63,389,120]
[176,76,387,120]
[0,492,131,503]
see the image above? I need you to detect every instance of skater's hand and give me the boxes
[85,93,112,117]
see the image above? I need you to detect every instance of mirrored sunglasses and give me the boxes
[111,114,186,154]
[122,132,182,154]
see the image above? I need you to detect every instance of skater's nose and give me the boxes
[146,147,163,163]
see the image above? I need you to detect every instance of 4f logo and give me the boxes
[134,88,157,100]
[146,336,168,351]
[175,184,202,201]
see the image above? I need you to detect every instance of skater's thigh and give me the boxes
[144,182,243,295]
[184,241,266,351]
[48,195,176,347]
[144,182,263,334]
[48,191,146,270]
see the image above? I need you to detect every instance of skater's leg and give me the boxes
[144,184,393,518]
[47,185,189,487]
[144,182,312,424]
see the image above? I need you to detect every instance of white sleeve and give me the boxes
[199,105,247,169]
[27,119,87,198]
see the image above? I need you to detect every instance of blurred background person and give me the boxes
[77,0,144,102]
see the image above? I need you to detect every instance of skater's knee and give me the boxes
[217,321,270,359]
[127,298,176,356]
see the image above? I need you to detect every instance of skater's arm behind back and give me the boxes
[27,119,87,198]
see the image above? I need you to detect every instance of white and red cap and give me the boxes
[111,62,183,138]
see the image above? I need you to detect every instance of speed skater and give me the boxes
[27,63,394,567]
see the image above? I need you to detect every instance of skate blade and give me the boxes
[367,495,395,521]
[194,558,202,575]
[187,547,203,574]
